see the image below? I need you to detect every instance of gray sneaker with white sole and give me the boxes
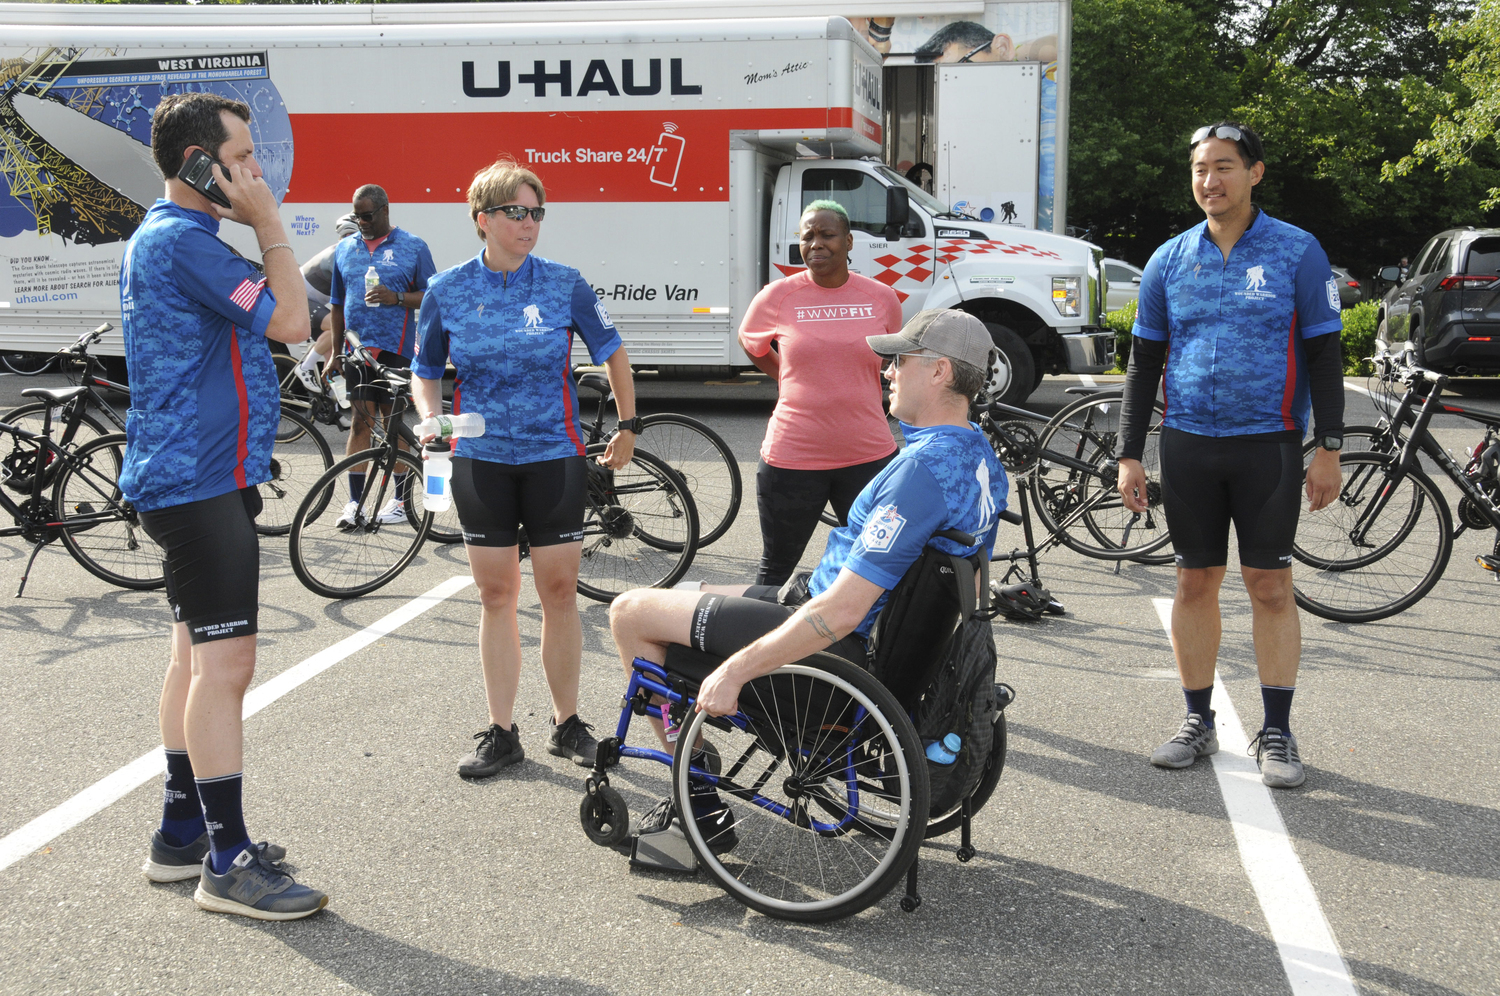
[1249,727,1305,788]
[1150,711,1219,769]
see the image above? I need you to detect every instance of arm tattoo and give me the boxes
[798,607,838,643]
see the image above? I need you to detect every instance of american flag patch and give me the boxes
[229,277,265,311]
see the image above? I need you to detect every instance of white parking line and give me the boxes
[0,574,474,874]
[1078,374,1097,388]
[1151,598,1356,996]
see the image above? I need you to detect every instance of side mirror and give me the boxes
[884,186,910,242]
[1379,266,1401,282]
[1131,276,1142,285]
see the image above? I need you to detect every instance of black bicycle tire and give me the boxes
[673,651,929,922]
[638,412,742,546]
[289,447,432,598]
[1292,452,1453,623]
[1029,390,1173,560]
[2,352,56,376]
[575,444,698,603]
[53,433,165,590]
[255,407,334,536]
[925,711,1006,839]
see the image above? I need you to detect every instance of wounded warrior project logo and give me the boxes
[1240,264,1275,301]
[859,504,906,553]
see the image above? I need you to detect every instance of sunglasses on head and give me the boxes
[483,204,546,223]
[352,208,384,222]
[1191,123,1261,157]
[958,39,993,63]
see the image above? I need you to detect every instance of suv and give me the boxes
[1376,227,1500,374]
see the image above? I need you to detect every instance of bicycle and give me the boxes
[574,371,741,547]
[0,391,163,594]
[1,324,334,537]
[1289,346,1500,622]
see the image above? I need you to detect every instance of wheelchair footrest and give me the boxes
[629,806,698,874]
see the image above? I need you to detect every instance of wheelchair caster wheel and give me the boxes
[579,784,630,846]
[899,894,922,913]
[956,845,976,863]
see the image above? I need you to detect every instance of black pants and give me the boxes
[754,452,895,586]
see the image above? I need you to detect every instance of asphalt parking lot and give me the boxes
[0,370,1495,996]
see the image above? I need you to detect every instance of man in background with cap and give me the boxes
[607,309,1008,844]
[289,211,361,394]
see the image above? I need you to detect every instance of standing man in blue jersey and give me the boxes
[325,184,437,525]
[122,92,326,917]
[1116,122,1344,789]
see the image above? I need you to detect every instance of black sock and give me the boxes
[348,472,366,502]
[195,773,251,874]
[1261,685,1295,735]
[1183,685,1214,727]
[395,472,410,502]
[159,749,205,846]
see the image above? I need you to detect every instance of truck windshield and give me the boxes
[874,165,957,218]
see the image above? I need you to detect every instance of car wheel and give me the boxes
[979,320,1036,406]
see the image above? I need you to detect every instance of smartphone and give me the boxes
[177,149,232,209]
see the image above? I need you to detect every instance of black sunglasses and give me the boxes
[958,39,993,63]
[1190,123,1262,160]
[352,208,385,222]
[483,205,546,223]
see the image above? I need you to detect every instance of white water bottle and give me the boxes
[423,442,453,511]
[414,412,485,441]
[327,371,351,409]
[364,265,380,306]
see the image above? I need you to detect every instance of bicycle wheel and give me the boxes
[638,413,741,546]
[0,402,110,491]
[2,352,55,376]
[575,444,698,603]
[1030,390,1172,560]
[289,447,432,598]
[53,433,165,589]
[255,408,334,536]
[673,651,929,922]
[1292,452,1453,623]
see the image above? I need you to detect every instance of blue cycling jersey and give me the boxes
[413,253,622,464]
[1133,210,1343,437]
[117,200,280,512]
[328,227,436,358]
[809,422,1008,637]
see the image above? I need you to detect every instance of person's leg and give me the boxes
[344,395,378,504]
[467,544,526,729]
[755,461,834,586]
[530,541,584,724]
[1171,566,1228,691]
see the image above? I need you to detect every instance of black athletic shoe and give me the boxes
[458,723,523,778]
[640,793,739,854]
[547,714,599,766]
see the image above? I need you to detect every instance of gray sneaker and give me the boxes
[458,723,524,778]
[1150,711,1219,768]
[193,843,326,921]
[143,832,285,882]
[1250,728,1305,788]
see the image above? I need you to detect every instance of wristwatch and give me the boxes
[396,291,406,307]
[617,416,644,434]
[1317,435,1343,451]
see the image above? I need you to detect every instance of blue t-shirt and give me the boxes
[1132,210,1343,437]
[413,253,622,464]
[329,227,437,358]
[117,200,280,512]
[808,422,1008,637]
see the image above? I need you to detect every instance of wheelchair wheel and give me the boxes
[579,782,630,847]
[925,710,1006,839]
[672,651,929,922]
[575,444,699,603]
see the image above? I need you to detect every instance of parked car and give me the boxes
[1330,265,1363,308]
[1376,227,1500,374]
[1104,258,1143,311]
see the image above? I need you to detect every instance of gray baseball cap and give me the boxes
[867,309,995,370]
[335,213,360,237]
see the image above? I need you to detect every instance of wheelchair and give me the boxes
[577,532,1014,923]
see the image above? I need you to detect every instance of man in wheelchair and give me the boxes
[609,309,1009,847]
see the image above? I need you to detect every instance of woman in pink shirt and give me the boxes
[738,200,902,585]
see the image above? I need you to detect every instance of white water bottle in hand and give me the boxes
[327,371,351,409]
[364,266,380,306]
[423,442,453,511]
[414,412,485,441]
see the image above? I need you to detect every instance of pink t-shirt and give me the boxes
[739,271,902,470]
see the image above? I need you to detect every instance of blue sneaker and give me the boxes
[193,843,326,920]
[142,833,287,883]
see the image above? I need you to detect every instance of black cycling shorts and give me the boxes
[346,349,410,404]
[1159,426,1303,570]
[689,587,866,666]
[138,488,262,644]
[451,455,586,547]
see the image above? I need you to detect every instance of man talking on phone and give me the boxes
[120,92,327,919]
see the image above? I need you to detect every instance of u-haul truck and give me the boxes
[0,2,1108,402]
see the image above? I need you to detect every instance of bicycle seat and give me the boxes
[576,372,611,397]
[21,386,87,404]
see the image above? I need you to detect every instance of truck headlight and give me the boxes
[1052,277,1081,318]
